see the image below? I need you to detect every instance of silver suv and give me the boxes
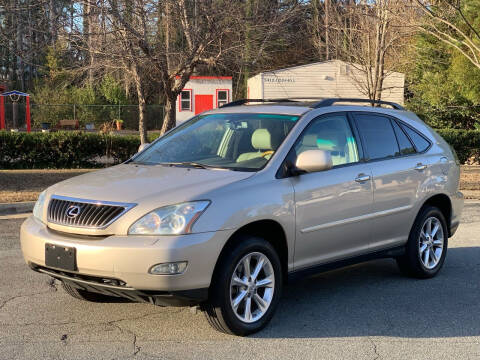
[21,98,464,335]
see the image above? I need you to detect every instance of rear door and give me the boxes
[291,112,374,269]
[351,112,428,250]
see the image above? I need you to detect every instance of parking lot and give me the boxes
[1,202,480,360]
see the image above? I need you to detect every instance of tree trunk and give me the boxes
[49,0,57,45]
[84,1,97,85]
[325,0,330,60]
[131,64,148,144]
[161,96,176,135]
[373,1,388,102]
[138,96,147,145]
[83,1,92,84]
[15,0,24,91]
[243,0,254,97]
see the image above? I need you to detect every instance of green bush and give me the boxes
[0,131,158,169]
[0,129,478,169]
[436,129,480,164]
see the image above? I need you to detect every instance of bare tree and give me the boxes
[79,0,301,141]
[310,0,330,60]
[0,0,71,90]
[77,0,245,141]
[1,0,303,140]
[310,0,412,101]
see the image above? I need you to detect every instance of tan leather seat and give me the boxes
[297,134,319,154]
[237,129,273,162]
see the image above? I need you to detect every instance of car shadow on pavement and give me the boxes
[254,247,480,339]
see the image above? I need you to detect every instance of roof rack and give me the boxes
[220,98,302,108]
[312,98,404,110]
[220,97,405,110]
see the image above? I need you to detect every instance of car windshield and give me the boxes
[132,113,300,171]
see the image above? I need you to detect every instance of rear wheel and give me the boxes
[397,206,448,278]
[61,281,119,302]
[202,236,283,336]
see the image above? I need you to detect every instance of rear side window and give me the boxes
[354,114,399,160]
[392,120,416,155]
[400,124,430,152]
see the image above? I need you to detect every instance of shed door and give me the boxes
[195,94,213,115]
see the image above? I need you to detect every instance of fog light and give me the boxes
[149,261,188,275]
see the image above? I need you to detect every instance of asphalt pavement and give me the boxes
[1,202,480,360]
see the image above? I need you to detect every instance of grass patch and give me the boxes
[0,169,96,203]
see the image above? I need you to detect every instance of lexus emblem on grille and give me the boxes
[66,205,82,218]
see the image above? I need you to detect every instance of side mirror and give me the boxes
[295,150,333,174]
[137,143,150,153]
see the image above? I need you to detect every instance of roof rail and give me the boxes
[312,98,404,110]
[219,98,302,108]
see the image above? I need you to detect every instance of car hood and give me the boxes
[48,163,255,204]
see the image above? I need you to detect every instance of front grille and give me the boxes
[47,195,135,229]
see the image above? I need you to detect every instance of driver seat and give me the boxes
[236,128,273,162]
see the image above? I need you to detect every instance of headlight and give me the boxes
[33,190,47,222]
[128,201,210,235]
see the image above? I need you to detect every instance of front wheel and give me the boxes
[202,236,283,336]
[397,206,448,278]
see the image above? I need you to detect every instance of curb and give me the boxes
[0,201,35,216]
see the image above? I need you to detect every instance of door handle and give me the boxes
[355,174,371,183]
[414,163,427,171]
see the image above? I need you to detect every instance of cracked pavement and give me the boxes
[1,202,480,360]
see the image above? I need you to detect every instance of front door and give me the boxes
[195,94,213,115]
[291,113,374,270]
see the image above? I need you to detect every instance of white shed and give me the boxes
[176,76,233,123]
[247,60,405,105]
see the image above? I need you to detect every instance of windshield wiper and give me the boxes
[159,161,219,170]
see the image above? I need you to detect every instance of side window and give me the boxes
[392,120,416,155]
[355,114,399,160]
[294,113,359,167]
[180,90,192,111]
[400,123,430,152]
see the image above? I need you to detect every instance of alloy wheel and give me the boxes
[418,216,444,270]
[229,252,275,323]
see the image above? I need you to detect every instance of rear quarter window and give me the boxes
[400,124,431,152]
[392,120,416,155]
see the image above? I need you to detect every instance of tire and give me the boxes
[202,236,283,336]
[62,281,118,302]
[396,206,448,279]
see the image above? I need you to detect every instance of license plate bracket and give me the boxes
[45,244,77,271]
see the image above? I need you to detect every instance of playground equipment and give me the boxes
[0,90,31,132]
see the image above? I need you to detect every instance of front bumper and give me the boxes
[21,216,233,299]
[29,264,207,306]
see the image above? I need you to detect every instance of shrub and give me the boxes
[0,129,478,169]
[0,131,158,169]
[436,129,480,164]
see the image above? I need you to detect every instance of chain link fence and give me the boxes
[1,103,164,131]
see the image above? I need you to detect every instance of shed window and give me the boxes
[217,90,229,108]
[180,90,192,111]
